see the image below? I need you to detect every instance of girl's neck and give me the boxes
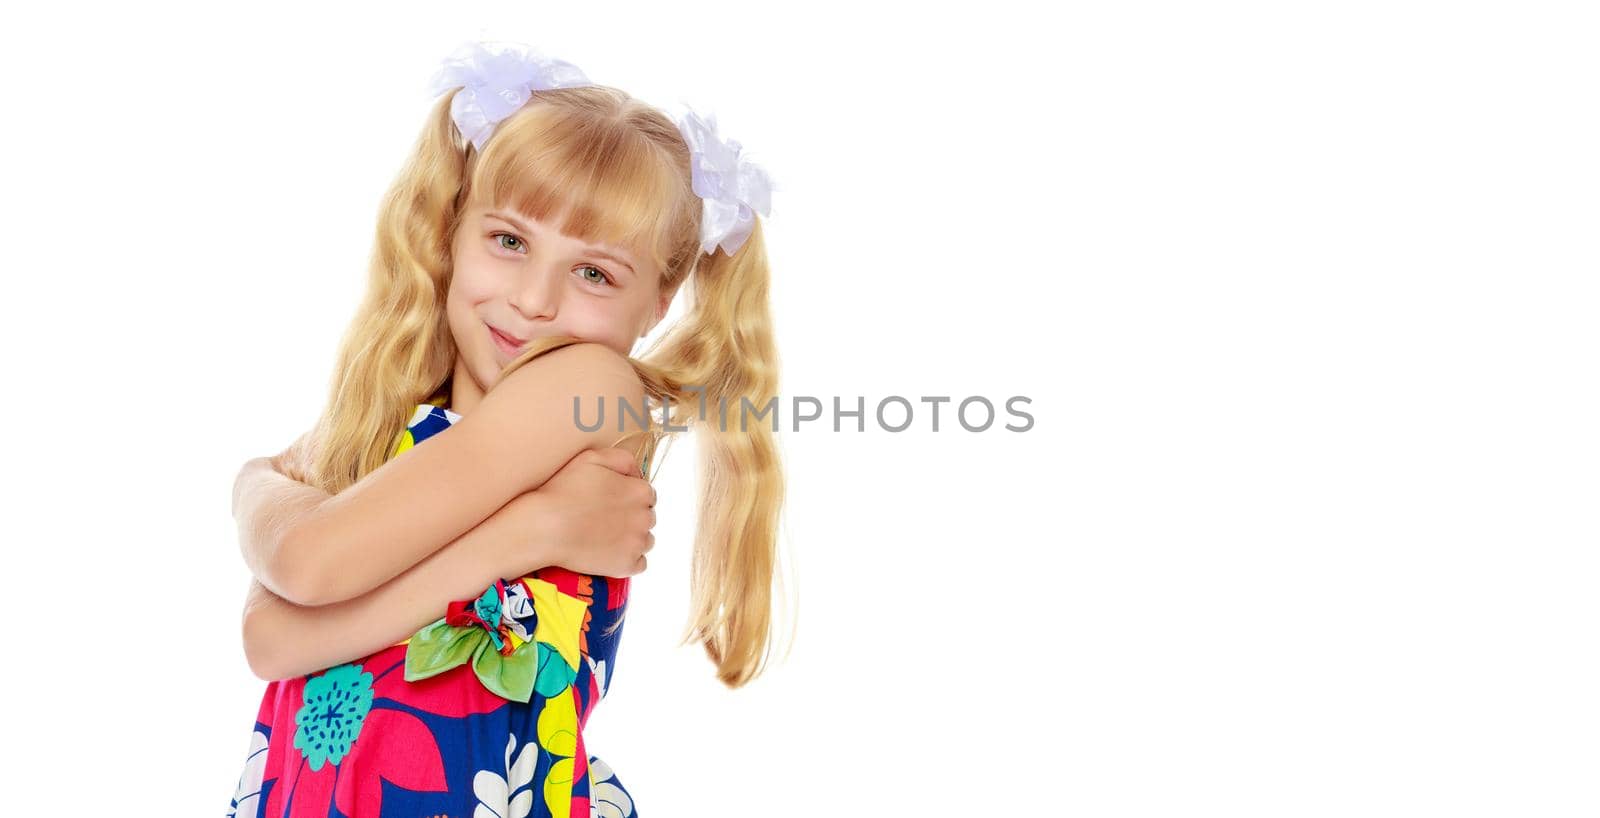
[426,384,452,412]
[442,357,487,417]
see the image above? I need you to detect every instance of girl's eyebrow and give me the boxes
[485,210,637,277]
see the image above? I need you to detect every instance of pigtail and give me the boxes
[306,93,470,493]
[635,218,788,688]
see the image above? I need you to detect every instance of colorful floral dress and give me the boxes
[228,400,641,818]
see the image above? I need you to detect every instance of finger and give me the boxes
[590,446,642,477]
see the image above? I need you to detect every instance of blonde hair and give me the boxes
[296,85,790,689]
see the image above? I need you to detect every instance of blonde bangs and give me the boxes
[467,89,695,280]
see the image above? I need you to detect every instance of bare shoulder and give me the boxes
[497,342,646,403]
[463,343,651,470]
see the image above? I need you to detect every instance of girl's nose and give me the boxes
[509,266,562,321]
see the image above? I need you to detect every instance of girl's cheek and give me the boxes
[455,275,497,303]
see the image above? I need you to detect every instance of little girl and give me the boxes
[225,42,786,818]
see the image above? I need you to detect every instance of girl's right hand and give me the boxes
[499,446,657,579]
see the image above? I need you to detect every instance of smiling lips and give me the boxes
[489,325,526,355]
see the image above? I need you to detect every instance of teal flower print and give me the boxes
[292,663,375,771]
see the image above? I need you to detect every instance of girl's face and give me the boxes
[446,203,676,395]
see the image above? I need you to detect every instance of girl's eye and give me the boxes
[578,265,614,287]
[491,232,611,286]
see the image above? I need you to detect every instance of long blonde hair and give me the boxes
[297,85,789,688]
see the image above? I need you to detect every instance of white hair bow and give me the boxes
[428,41,591,151]
[673,105,775,257]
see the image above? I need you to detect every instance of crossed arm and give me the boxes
[233,344,653,681]
[234,456,559,681]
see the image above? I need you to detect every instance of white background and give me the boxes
[1,1,1596,815]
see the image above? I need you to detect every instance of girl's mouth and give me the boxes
[489,325,524,356]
